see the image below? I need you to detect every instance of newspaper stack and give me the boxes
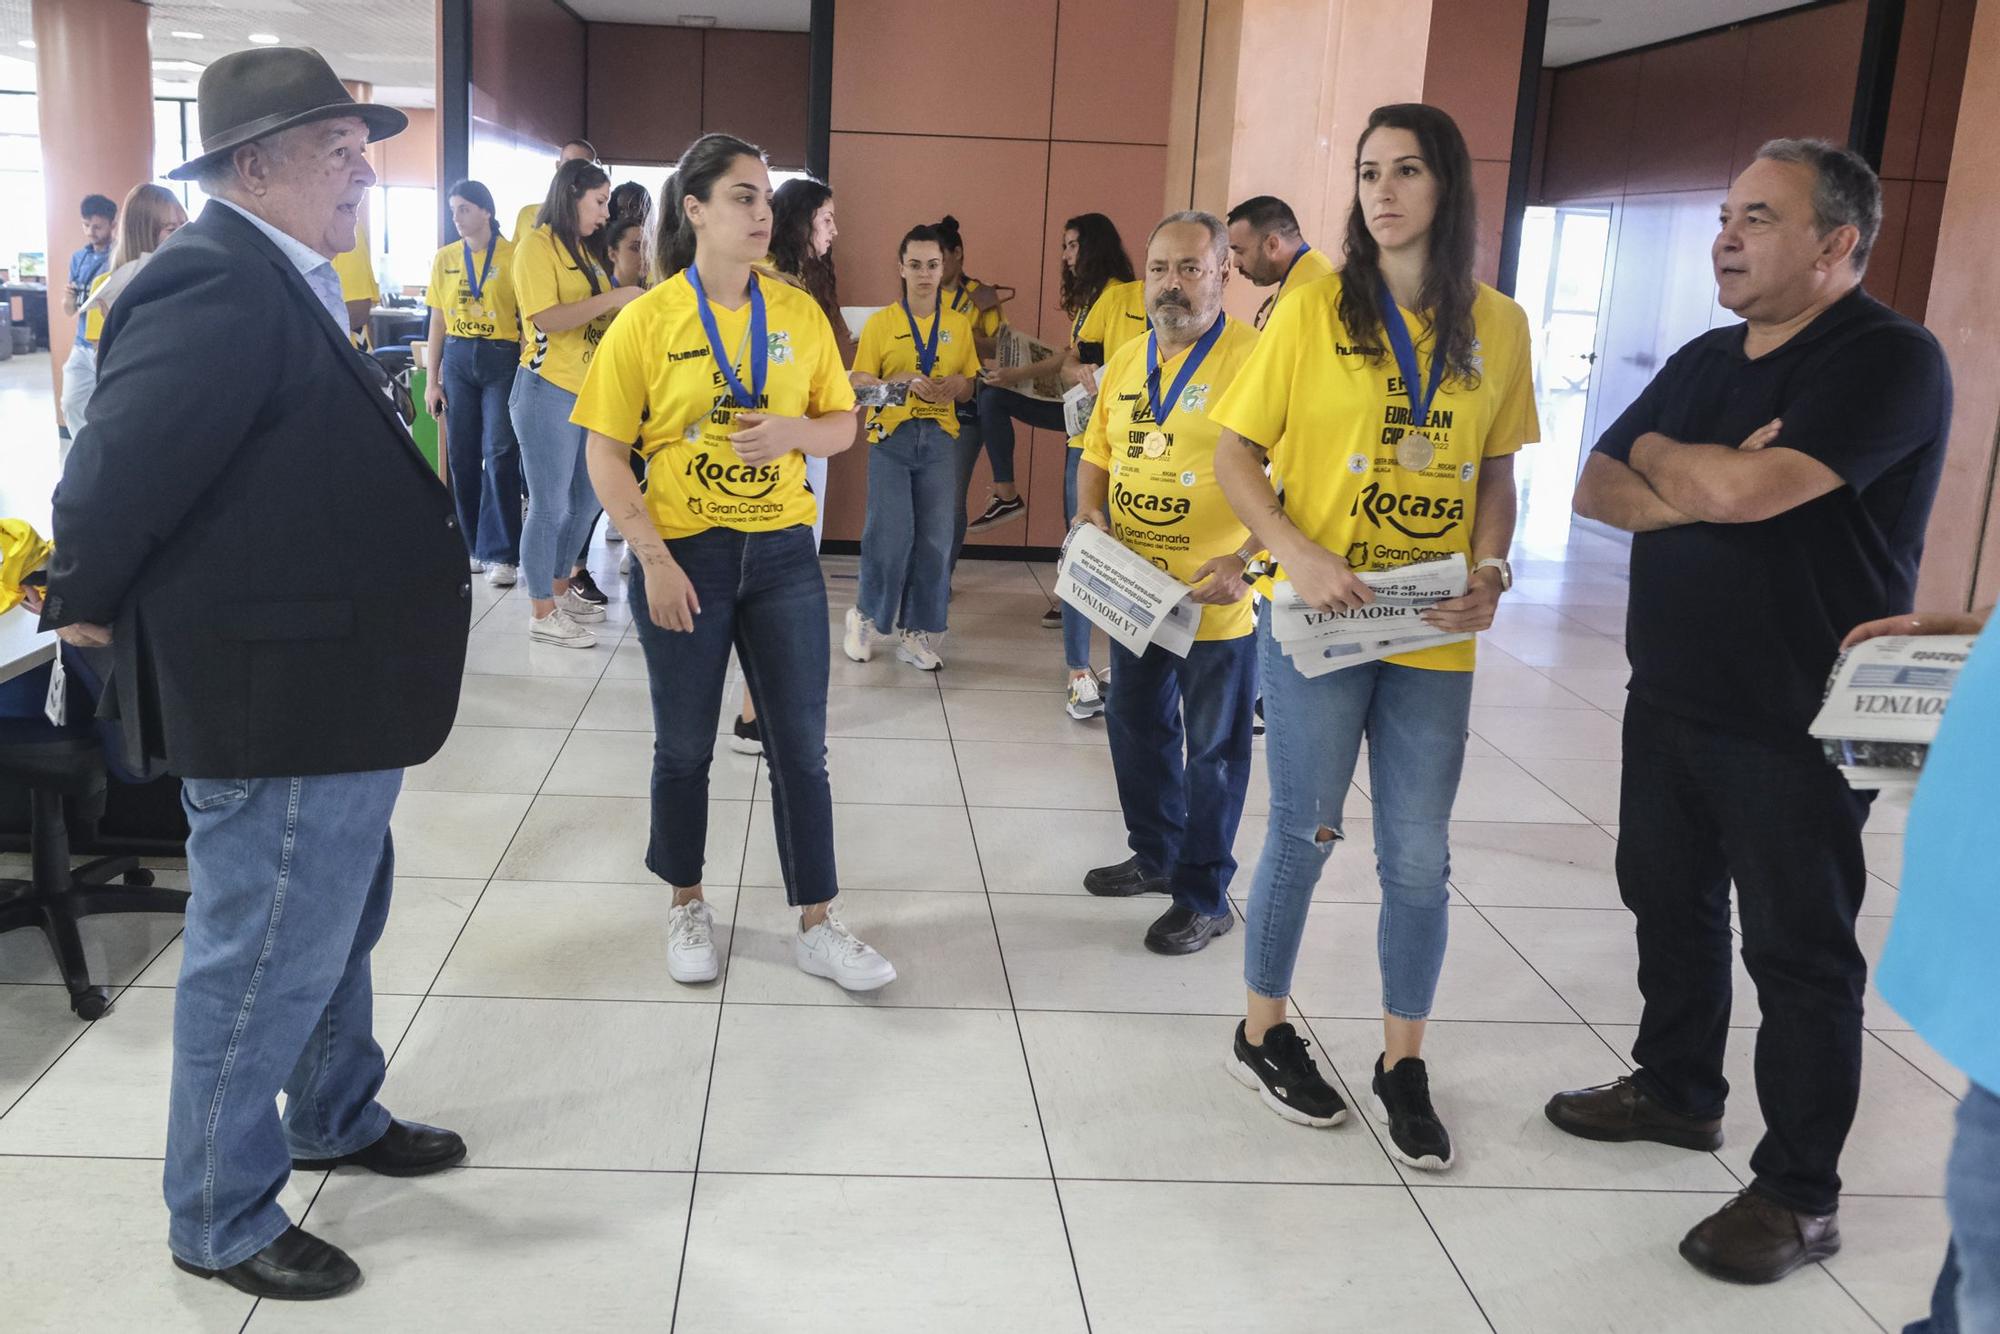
[1268,555,1470,677]
[1809,634,1977,793]
[1056,523,1200,658]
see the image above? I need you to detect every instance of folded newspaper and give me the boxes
[992,327,1068,402]
[1269,555,1470,676]
[1809,634,1977,792]
[1056,523,1199,658]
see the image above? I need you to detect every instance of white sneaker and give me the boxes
[557,587,606,622]
[842,606,875,663]
[1066,671,1104,720]
[794,906,897,992]
[529,606,597,648]
[484,562,518,587]
[897,629,943,671]
[665,898,720,984]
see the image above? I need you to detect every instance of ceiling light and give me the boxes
[170,31,205,41]
[247,32,281,45]
[677,14,718,27]
[1548,15,1601,26]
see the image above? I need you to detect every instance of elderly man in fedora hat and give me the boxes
[39,47,472,1300]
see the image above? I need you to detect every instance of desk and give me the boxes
[3,283,51,351]
[0,606,55,687]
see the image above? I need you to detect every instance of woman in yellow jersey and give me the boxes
[63,182,185,440]
[932,214,1014,567]
[424,180,524,588]
[969,211,1138,539]
[1211,104,1538,1169]
[841,223,979,672]
[574,133,896,993]
[509,157,640,648]
[604,215,647,291]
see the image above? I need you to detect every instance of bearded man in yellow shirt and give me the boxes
[1226,195,1335,332]
[1074,211,1260,956]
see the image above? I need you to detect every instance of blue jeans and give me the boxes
[165,770,404,1269]
[974,382,1066,488]
[1242,604,1474,1015]
[1909,1083,2000,1334]
[1105,633,1257,916]
[949,406,982,572]
[442,336,523,565]
[628,525,837,905]
[509,368,598,599]
[1062,445,1092,670]
[858,418,957,635]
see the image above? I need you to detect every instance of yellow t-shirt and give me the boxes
[1072,278,1149,361]
[571,270,857,539]
[513,224,616,394]
[1209,273,1539,671]
[946,276,1006,343]
[1256,244,1336,330]
[332,234,378,305]
[427,236,521,342]
[81,270,110,344]
[1080,317,1259,641]
[514,204,541,246]
[852,300,982,441]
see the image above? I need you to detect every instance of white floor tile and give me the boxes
[379,995,715,1170]
[1471,650,1595,709]
[452,672,597,728]
[1445,822,1623,909]
[432,880,734,1002]
[971,806,1136,895]
[388,790,532,879]
[404,724,566,795]
[943,686,1107,744]
[723,887,1009,1009]
[572,673,653,731]
[0,983,91,1113]
[0,906,183,988]
[824,736,966,806]
[1289,903,1574,1023]
[823,683,950,738]
[1871,1029,1965,1098]
[1481,906,1756,1027]
[699,1004,1046,1177]
[743,801,983,893]
[954,739,1122,810]
[1470,704,1625,760]
[1064,1180,1487,1333]
[459,631,614,679]
[1862,830,1904,887]
[1513,756,1623,824]
[258,1168,692,1333]
[1019,1010,1398,1185]
[1539,664,1632,712]
[990,894,1247,1015]
[1415,1185,1880,1333]
[540,728,760,802]
[1820,1193,1954,1332]
[674,1174,1087,1334]
[495,794,749,884]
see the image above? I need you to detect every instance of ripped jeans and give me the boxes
[1240,602,1474,1018]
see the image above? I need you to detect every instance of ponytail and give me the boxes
[651,132,765,285]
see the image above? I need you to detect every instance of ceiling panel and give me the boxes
[1545,0,1811,67]
[565,0,809,29]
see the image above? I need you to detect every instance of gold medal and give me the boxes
[1396,429,1435,472]
[1142,431,1169,458]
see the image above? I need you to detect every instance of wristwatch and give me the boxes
[1473,557,1513,591]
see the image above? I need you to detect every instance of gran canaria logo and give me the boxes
[767,330,793,365]
[1179,383,1209,413]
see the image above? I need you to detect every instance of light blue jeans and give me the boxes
[1908,1082,2000,1334]
[858,418,957,635]
[1242,603,1474,1017]
[509,367,598,600]
[1062,444,1092,671]
[165,769,404,1269]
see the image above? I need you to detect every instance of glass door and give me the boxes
[1515,204,1613,547]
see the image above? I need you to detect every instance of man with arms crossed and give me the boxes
[1549,139,1951,1284]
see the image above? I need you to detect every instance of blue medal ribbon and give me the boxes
[950,280,971,313]
[1145,313,1226,430]
[688,266,768,409]
[1377,278,1444,440]
[901,297,942,375]
[1278,241,1312,290]
[463,236,497,304]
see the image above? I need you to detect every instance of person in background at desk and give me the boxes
[63,183,186,445]
[58,193,117,435]
[40,47,472,1301]
[425,178,523,590]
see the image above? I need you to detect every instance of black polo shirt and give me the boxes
[1594,288,1951,740]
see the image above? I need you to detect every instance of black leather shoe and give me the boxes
[1144,905,1235,955]
[1083,856,1169,897]
[293,1120,467,1177]
[1545,1075,1723,1151]
[1679,1189,1840,1283]
[174,1225,361,1301]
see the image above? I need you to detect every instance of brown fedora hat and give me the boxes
[169,46,407,181]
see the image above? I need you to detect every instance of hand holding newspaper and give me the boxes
[1269,555,1470,676]
[993,327,1068,402]
[1056,523,1199,658]
[1809,634,1977,792]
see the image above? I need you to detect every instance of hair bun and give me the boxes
[940,214,958,228]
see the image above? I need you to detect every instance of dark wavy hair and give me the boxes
[1337,103,1481,386]
[769,176,840,321]
[1059,212,1134,317]
[654,133,766,281]
[535,158,613,295]
[446,178,496,220]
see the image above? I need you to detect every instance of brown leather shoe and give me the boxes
[1679,1190,1840,1283]
[1544,1075,1723,1150]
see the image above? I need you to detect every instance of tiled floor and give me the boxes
[0,388,1959,1329]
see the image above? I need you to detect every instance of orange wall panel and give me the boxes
[1897,180,1946,324]
[1051,0,1177,146]
[470,0,585,150]
[1916,0,1975,181]
[587,25,703,165]
[704,30,810,167]
[378,108,438,189]
[831,0,1057,141]
[1540,57,1637,202]
[1868,177,1913,317]
[1038,141,1171,346]
[1625,29,1745,195]
[1469,158,1510,288]
[1881,0,1942,178]
[1730,0,1866,177]
[1422,0,1530,164]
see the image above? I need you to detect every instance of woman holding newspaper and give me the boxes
[1209,103,1539,1171]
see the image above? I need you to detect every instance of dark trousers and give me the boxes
[973,383,1067,488]
[1104,633,1257,917]
[1617,697,1873,1214]
[439,336,522,565]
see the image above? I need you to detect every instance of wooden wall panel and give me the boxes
[1881,0,1942,178]
[470,0,585,150]
[1052,0,1177,145]
[1624,29,1745,195]
[1422,0,1531,164]
[586,24,703,165]
[704,30,810,166]
[1868,177,1913,317]
[1916,0,1975,181]
[1540,57,1638,202]
[1730,0,1866,175]
[831,0,1057,140]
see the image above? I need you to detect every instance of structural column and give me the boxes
[31,0,154,427]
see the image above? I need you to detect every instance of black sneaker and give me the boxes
[1082,856,1168,897]
[968,495,1025,532]
[1252,696,1265,737]
[728,714,762,756]
[1229,1021,1348,1127]
[1039,605,1063,629]
[1370,1053,1454,1170]
[569,568,608,605]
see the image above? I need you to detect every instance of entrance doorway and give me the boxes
[1514,203,1613,548]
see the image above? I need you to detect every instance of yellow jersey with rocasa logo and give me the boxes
[427,236,520,343]
[1256,245,1335,330]
[1073,278,1150,360]
[1209,273,1538,672]
[1080,316,1259,641]
[513,224,616,394]
[571,270,856,540]
[852,300,981,441]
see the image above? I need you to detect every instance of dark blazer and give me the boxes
[40,203,471,779]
